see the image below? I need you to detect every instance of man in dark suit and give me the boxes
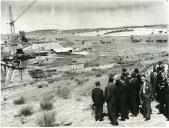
[118,75,129,121]
[156,62,165,102]
[105,77,119,126]
[129,73,140,117]
[140,75,153,121]
[156,61,165,74]
[158,72,168,114]
[121,68,129,79]
[132,68,142,84]
[165,79,169,121]
[105,77,114,119]
[92,81,105,121]
[150,65,157,100]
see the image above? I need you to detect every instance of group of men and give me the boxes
[150,61,169,119]
[92,61,169,126]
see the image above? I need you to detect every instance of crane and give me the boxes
[8,0,37,54]
[4,0,37,86]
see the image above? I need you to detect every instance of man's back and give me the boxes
[108,83,119,104]
[165,85,169,95]
[129,78,140,95]
[105,85,111,103]
[105,84,117,103]
[92,88,104,105]
[119,80,129,98]
[157,65,165,73]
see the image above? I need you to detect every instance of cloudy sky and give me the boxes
[1,0,168,34]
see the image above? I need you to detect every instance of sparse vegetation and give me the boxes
[13,97,25,105]
[80,91,91,97]
[37,81,48,88]
[48,79,54,84]
[37,111,56,127]
[77,79,84,85]
[40,94,54,110]
[76,78,90,86]
[70,77,74,80]
[3,98,7,101]
[40,101,53,110]
[57,87,70,99]
[1,24,169,127]
[38,85,43,88]
[80,87,92,97]
[76,97,82,101]
[20,106,33,116]
[96,73,102,77]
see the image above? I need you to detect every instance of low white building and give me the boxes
[57,64,85,72]
[23,42,73,54]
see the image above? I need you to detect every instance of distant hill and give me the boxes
[26,24,168,35]
[1,24,168,39]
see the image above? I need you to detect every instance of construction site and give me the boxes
[1,0,169,127]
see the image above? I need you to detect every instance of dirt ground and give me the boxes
[1,26,169,127]
[1,68,169,127]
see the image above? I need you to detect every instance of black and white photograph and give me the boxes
[1,0,169,127]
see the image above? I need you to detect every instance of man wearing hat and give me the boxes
[129,72,140,117]
[121,68,129,79]
[158,72,168,114]
[92,81,105,121]
[156,61,165,74]
[164,78,169,121]
[105,77,119,125]
[150,64,157,100]
[118,75,130,121]
[156,61,165,103]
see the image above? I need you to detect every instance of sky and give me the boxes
[1,0,168,34]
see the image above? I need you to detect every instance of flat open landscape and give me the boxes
[1,0,169,127]
[1,25,169,127]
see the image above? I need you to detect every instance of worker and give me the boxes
[92,81,105,121]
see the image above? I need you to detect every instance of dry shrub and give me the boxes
[48,79,54,84]
[37,111,56,127]
[76,78,89,86]
[76,97,82,101]
[70,77,74,80]
[80,91,91,97]
[77,79,84,85]
[96,73,102,77]
[13,96,25,105]
[40,94,54,110]
[3,98,7,101]
[42,93,54,101]
[38,85,43,88]
[80,86,92,97]
[29,82,34,85]
[57,87,70,99]
[37,81,48,88]
[64,122,72,126]
[20,106,33,116]
[40,101,53,110]
[74,78,79,81]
